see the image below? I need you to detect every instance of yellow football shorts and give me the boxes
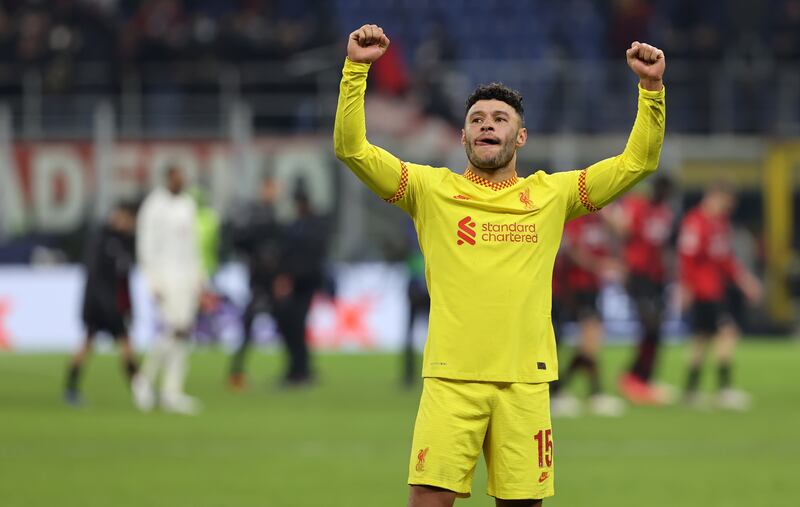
[408,377,554,500]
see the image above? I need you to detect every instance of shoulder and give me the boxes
[407,162,452,178]
[527,169,565,182]
[405,162,454,187]
[526,169,578,189]
[181,194,198,209]
[147,186,171,201]
[140,189,164,213]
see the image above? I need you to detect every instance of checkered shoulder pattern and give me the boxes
[578,168,600,213]
[384,160,409,204]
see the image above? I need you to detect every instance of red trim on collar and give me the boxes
[463,168,519,191]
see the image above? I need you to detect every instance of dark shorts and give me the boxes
[626,274,665,323]
[627,274,665,308]
[689,300,724,336]
[82,304,127,338]
[724,285,746,329]
[562,290,600,321]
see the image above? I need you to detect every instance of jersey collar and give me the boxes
[463,168,519,191]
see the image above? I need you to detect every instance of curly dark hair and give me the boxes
[465,83,524,123]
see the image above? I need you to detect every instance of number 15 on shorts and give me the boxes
[534,429,553,468]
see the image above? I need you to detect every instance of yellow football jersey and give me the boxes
[334,58,665,383]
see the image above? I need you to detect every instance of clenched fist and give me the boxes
[626,41,665,91]
[347,24,390,64]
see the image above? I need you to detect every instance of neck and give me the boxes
[466,161,518,183]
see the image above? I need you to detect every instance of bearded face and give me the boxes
[462,99,525,172]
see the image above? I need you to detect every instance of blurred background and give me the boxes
[0,1,799,506]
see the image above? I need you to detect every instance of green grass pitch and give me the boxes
[1,340,799,506]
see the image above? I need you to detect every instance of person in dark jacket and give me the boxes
[64,202,138,405]
[228,178,283,389]
[272,185,330,386]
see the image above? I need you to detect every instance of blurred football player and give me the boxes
[64,202,138,406]
[550,213,626,417]
[132,165,206,414]
[615,176,677,404]
[678,183,762,410]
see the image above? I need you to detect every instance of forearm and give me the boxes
[333,58,405,199]
[620,84,666,173]
[333,58,370,159]
[579,85,666,211]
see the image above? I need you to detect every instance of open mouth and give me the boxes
[475,137,500,146]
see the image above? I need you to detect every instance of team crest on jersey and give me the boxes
[519,188,533,209]
[416,447,429,472]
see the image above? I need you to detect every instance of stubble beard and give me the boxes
[465,138,516,172]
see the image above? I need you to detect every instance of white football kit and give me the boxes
[133,186,205,414]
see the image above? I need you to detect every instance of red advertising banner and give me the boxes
[0,138,336,233]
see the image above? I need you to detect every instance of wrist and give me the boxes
[639,77,663,91]
[346,56,373,66]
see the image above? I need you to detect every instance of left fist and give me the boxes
[626,41,664,90]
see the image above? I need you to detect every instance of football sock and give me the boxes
[631,331,658,381]
[230,341,248,376]
[557,353,586,390]
[561,353,601,394]
[65,363,81,392]
[122,358,138,382]
[583,356,601,395]
[717,363,732,390]
[139,334,172,386]
[567,353,586,375]
[685,364,702,393]
[162,337,189,399]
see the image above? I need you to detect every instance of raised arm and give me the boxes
[566,42,666,219]
[333,24,407,200]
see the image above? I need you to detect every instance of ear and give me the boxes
[516,127,528,148]
[461,128,467,147]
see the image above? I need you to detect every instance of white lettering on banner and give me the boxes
[109,145,144,204]
[0,140,337,233]
[32,147,86,231]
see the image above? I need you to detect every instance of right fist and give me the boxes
[347,24,390,64]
